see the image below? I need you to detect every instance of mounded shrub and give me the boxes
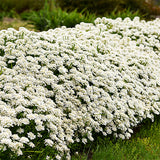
[0,17,160,159]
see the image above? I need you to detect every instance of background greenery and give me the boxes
[56,0,152,17]
[0,0,45,12]
[20,2,97,31]
[1,0,159,31]
[0,0,150,31]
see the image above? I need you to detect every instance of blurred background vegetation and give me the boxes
[0,0,45,12]
[0,0,160,31]
[0,0,159,15]
[56,0,149,16]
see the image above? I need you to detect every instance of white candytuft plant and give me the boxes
[0,17,160,159]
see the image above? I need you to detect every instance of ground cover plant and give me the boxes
[0,16,160,159]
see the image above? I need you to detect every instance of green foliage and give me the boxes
[0,67,3,75]
[56,0,150,17]
[121,0,151,16]
[20,0,146,31]
[56,0,122,16]
[0,9,21,21]
[0,12,6,21]
[20,1,96,31]
[105,8,145,20]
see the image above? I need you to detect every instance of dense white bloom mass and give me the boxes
[0,17,160,159]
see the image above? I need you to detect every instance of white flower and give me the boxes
[125,132,131,139]
[1,138,12,145]
[46,155,53,160]
[0,144,7,151]
[20,118,30,125]
[19,137,29,144]
[37,133,42,138]
[28,142,35,148]
[82,138,87,144]
[35,125,45,131]
[119,134,125,139]
[16,128,24,134]
[27,132,36,140]
[56,154,61,160]
[26,114,37,120]
[45,139,53,147]
[17,148,23,156]
[12,134,20,140]
[58,67,67,74]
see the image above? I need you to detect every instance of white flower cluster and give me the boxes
[0,17,160,159]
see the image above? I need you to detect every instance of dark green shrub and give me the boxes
[105,8,145,20]
[0,0,45,12]
[56,0,123,16]
[0,12,5,21]
[20,0,145,31]
[121,0,151,15]
[56,0,150,17]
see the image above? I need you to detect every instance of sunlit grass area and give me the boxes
[0,17,36,31]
